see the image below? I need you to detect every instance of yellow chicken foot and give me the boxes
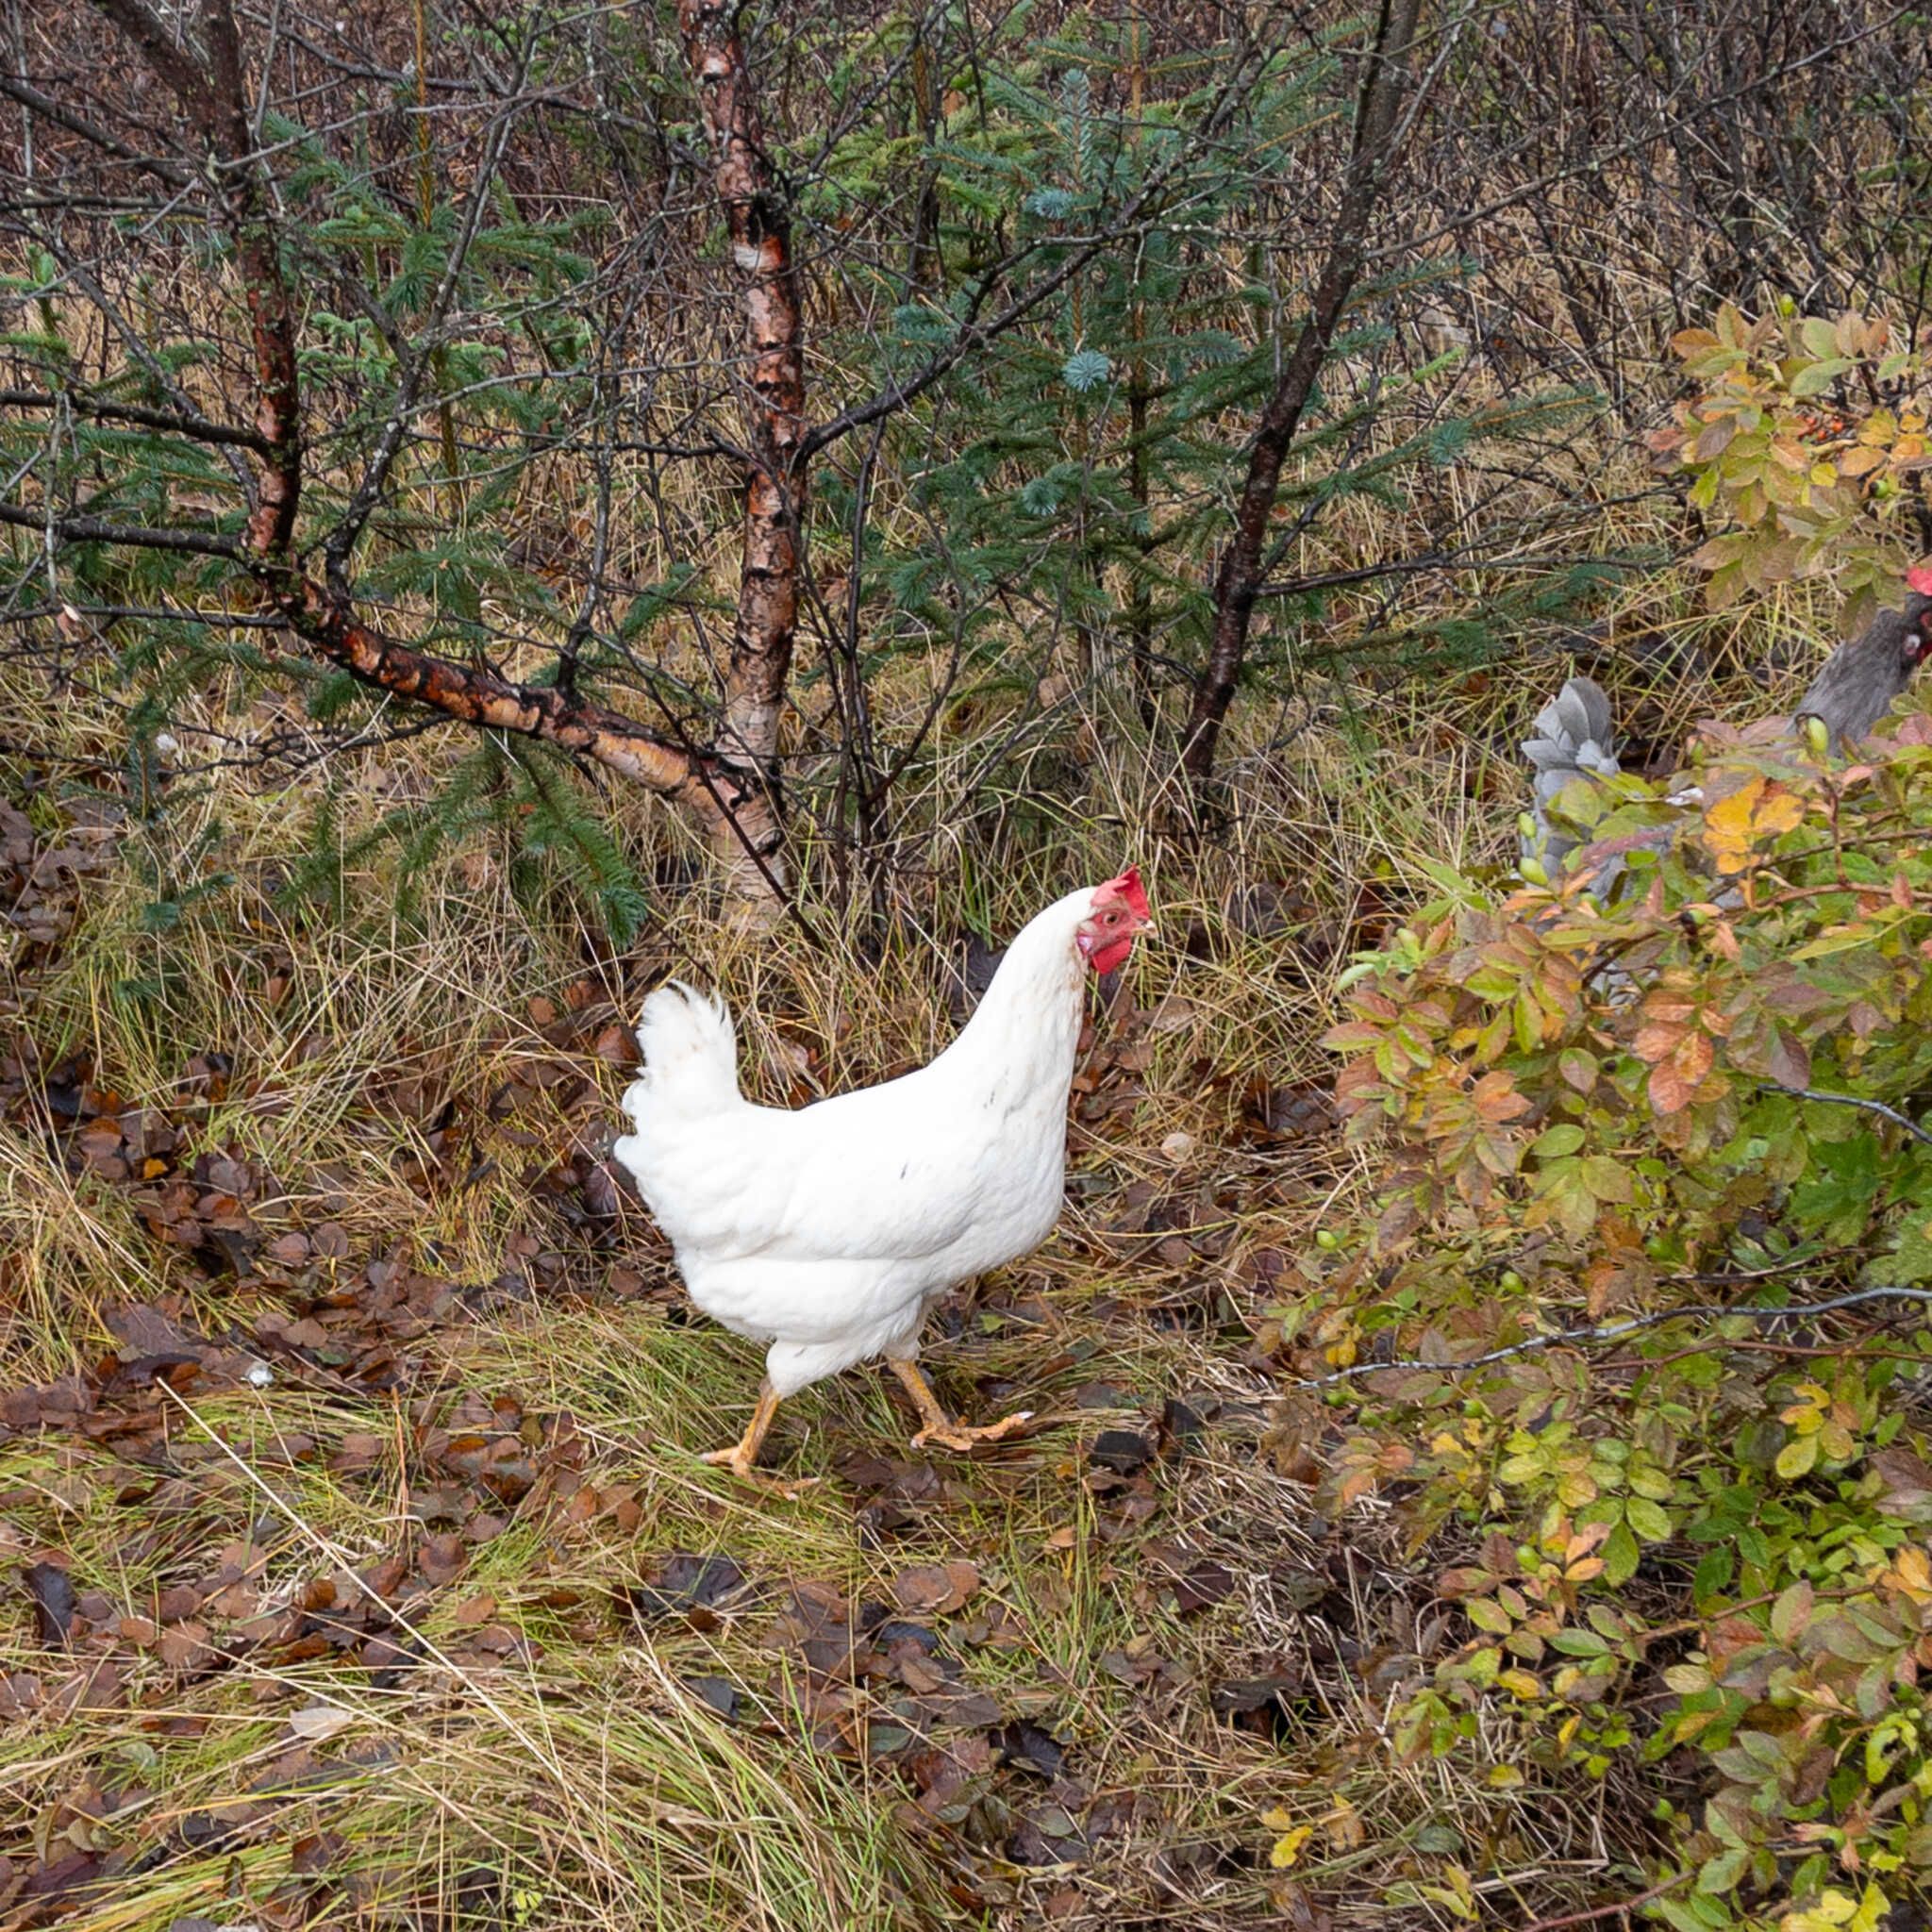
[699,1382,819,1494]
[888,1357,1034,1452]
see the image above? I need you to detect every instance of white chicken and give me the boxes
[610,868,1156,1484]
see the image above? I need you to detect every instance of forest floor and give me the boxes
[0,660,1701,1931]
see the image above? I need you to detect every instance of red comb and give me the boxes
[1098,865,1150,920]
[1908,563,1932,598]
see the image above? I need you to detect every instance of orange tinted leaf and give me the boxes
[1471,1072,1530,1123]
[1648,1058,1692,1115]
[1321,1021,1387,1050]
[1632,1024,1686,1063]
[1641,996,1699,1024]
[1672,1031,1715,1087]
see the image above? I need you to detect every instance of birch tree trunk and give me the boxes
[679,0,808,901]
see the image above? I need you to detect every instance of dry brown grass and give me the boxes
[3,528,1853,1930]
[8,0,1930,1909]
[5,189,1890,1924]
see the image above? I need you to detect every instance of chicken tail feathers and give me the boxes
[1521,675,1620,874]
[628,981,741,1120]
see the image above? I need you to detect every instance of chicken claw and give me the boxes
[889,1357,1035,1455]
[909,1410,1036,1454]
[697,1380,819,1495]
[698,1444,820,1497]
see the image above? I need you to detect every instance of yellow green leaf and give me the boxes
[1268,1825,1313,1869]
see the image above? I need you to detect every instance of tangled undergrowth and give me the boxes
[1307,686,1932,1927]
[8,267,1932,1921]
[11,591,1930,1930]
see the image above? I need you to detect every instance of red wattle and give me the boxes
[1089,936,1135,975]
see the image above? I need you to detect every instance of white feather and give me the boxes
[611,888,1100,1395]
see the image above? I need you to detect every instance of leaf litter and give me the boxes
[0,858,1410,1931]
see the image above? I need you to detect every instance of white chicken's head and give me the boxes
[1074,866,1156,975]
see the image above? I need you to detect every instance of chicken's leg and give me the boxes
[887,1357,1033,1452]
[700,1381,817,1493]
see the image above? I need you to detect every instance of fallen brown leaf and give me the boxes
[892,1559,979,1615]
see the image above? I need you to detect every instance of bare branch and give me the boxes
[1180,0,1431,790]
[1288,1286,1932,1391]
[1767,1085,1932,1147]
[0,387,270,451]
[0,500,240,557]
[278,580,704,799]
[0,69,191,184]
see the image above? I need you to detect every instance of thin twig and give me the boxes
[1289,1286,1932,1391]
[1511,1873,1690,1932]
[0,386,270,450]
[1,601,280,627]
[0,501,240,557]
[1768,1084,1932,1147]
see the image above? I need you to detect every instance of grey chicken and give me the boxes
[1523,576,1932,890]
